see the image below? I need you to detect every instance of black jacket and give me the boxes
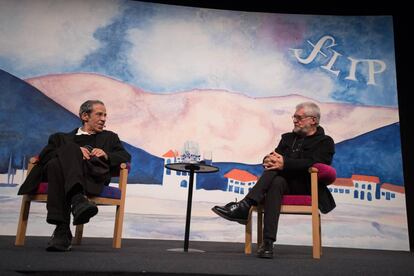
[275,126,336,214]
[18,128,131,195]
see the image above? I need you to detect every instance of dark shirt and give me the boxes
[74,134,97,149]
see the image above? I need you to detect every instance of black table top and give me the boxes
[165,162,219,173]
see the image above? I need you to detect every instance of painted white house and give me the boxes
[380,183,405,206]
[329,174,405,207]
[162,149,193,189]
[224,169,258,196]
[351,175,380,203]
[327,177,354,201]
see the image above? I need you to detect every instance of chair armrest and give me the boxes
[30,156,40,164]
[27,156,40,174]
[308,167,319,174]
[117,163,129,195]
[311,163,336,185]
[308,166,319,213]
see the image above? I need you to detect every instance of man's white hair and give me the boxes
[296,102,320,126]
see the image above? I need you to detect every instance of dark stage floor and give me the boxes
[0,235,413,275]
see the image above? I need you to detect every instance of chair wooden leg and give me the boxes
[319,214,322,256]
[257,206,263,247]
[15,195,31,246]
[312,211,321,259]
[245,207,254,254]
[113,204,124,248]
[73,224,84,245]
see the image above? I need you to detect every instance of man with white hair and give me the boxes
[212,102,335,259]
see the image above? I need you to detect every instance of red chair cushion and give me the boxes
[34,182,121,199]
[313,163,336,185]
[281,163,336,206]
[282,195,312,205]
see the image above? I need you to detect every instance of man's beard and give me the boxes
[293,125,311,136]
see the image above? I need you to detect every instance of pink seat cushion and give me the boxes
[282,195,312,206]
[313,163,336,185]
[280,163,336,206]
[34,182,121,199]
[30,159,129,199]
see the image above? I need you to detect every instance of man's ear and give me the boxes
[81,112,89,122]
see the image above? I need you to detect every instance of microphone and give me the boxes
[84,145,93,152]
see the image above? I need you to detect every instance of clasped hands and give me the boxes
[263,151,284,171]
[80,147,108,160]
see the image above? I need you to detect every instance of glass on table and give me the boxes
[202,150,213,165]
[181,141,200,163]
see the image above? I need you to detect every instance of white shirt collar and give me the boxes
[76,127,91,136]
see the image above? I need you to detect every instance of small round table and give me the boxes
[164,162,219,252]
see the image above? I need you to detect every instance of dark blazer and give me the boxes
[18,128,131,195]
[275,126,336,214]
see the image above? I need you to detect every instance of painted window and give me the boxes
[166,159,171,175]
[180,180,187,188]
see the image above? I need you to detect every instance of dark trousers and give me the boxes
[45,143,85,225]
[245,170,292,242]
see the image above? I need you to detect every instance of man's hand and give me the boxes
[90,148,108,160]
[263,151,284,171]
[80,147,108,160]
[80,147,91,160]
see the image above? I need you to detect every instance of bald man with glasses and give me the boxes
[212,102,336,259]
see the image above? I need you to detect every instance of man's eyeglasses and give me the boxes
[292,115,314,121]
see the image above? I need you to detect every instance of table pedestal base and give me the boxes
[167,248,205,253]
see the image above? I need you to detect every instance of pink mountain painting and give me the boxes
[26,73,399,163]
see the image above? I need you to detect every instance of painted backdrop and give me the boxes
[0,0,407,250]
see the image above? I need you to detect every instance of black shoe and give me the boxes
[257,239,274,259]
[46,224,73,252]
[71,194,98,225]
[211,199,251,225]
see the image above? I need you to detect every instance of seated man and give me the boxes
[212,102,335,259]
[18,100,131,252]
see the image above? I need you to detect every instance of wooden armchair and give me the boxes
[245,163,336,259]
[15,156,129,248]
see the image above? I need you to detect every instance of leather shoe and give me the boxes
[46,224,73,252]
[71,194,98,225]
[211,199,251,225]
[257,239,274,259]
